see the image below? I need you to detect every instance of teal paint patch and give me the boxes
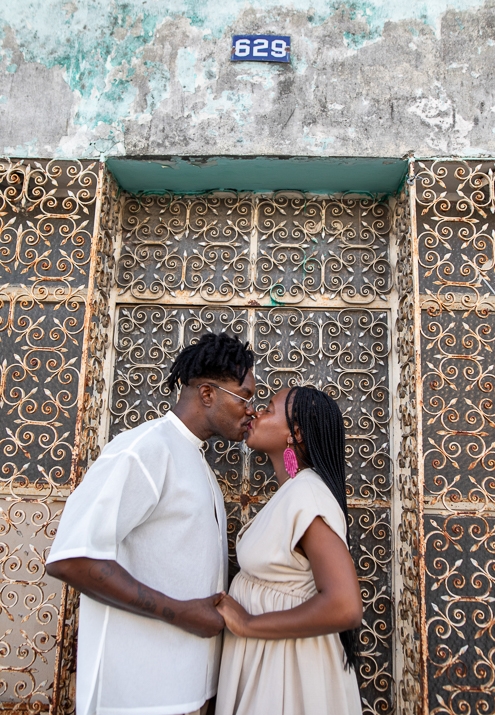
[143,60,171,113]
[176,48,197,93]
[6,63,17,73]
[343,31,375,49]
[1,0,488,156]
[1,1,161,130]
[106,156,408,195]
[2,2,487,77]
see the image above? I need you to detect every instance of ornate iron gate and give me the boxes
[409,162,495,715]
[1,159,494,715]
[105,190,395,715]
[0,160,103,712]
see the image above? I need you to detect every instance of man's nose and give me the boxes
[245,402,255,415]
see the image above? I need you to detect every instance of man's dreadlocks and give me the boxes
[167,333,254,391]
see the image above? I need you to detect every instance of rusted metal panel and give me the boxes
[409,163,430,715]
[0,159,100,711]
[116,192,393,307]
[8,159,495,715]
[413,160,495,715]
[51,168,120,715]
[108,193,396,715]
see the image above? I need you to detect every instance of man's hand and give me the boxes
[176,593,225,638]
[47,558,225,638]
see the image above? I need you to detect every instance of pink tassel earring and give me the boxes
[283,439,298,479]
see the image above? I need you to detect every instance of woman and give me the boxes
[215,386,363,715]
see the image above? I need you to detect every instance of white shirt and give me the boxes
[47,412,228,715]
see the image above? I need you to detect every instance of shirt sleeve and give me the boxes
[46,448,164,564]
[289,475,348,557]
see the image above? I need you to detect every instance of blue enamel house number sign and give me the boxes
[231,35,291,63]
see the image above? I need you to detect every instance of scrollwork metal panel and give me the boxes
[394,185,423,715]
[118,194,254,302]
[0,159,98,288]
[253,307,391,502]
[3,179,397,714]
[421,311,495,507]
[255,195,392,305]
[415,160,495,317]
[117,193,392,306]
[349,506,393,715]
[425,514,495,715]
[53,168,120,715]
[0,293,86,491]
[0,497,62,711]
[413,159,495,715]
[0,159,104,713]
[107,300,393,715]
[109,305,249,435]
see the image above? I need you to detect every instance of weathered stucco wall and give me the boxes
[1,0,495,159]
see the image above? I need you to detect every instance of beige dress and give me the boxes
[216,468,362,715]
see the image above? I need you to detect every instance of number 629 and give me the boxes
[234,38,287,58]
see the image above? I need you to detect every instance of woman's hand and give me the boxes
[216,594,252,637]
[215,518,362,641]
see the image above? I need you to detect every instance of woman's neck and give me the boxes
[268,449,306,487]
[269,451,291,487]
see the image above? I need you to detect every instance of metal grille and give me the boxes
[0,159,101,712]
[4,160,493,714]
[411,160,495,715]
[108,192,395,715]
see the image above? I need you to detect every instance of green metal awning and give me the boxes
[106,155,408,195]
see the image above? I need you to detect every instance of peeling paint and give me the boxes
[0,0,494,159]
[407,82,474,153]
[176,47,197,93]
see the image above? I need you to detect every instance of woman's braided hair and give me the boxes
[285,385,360,671]
[167,332,254,390]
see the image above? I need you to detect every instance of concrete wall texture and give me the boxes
[0,0,495,160]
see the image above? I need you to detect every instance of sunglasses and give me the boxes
[196,383,255,407]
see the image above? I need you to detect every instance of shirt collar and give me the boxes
[166,411,204,448]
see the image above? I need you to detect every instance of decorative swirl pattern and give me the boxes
[394,185,423,715]
[426,515,495,715]
[2,177,395,713]
[54,169,120,715]
[415,160,495,317]
[0,160,102,711]
[107,302,393,712]
[414,160,495,715]
[4,157,494,715]
[422,313,495,507]
[117,193,392,305]
[252,307,391,502]
[0,159,98,287]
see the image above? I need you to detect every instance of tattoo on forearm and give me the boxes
[162,605,175,622]
[89,561,115,583]
[129,582,157,615]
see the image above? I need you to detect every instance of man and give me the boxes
[47,333,255,715]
